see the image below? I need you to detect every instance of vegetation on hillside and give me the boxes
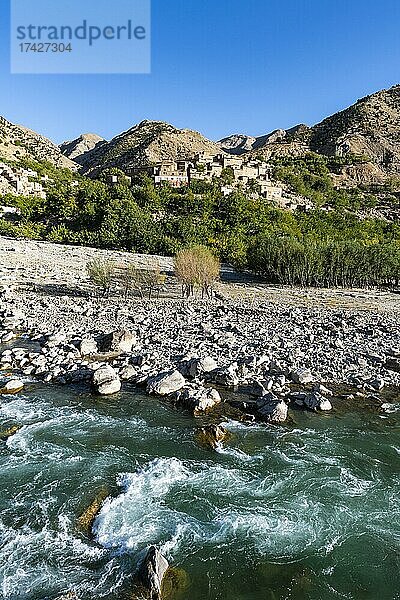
[1,156,399,289]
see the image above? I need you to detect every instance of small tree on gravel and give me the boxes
[87,259,115,297]
[175,246,220,298]
[121,264,167,299]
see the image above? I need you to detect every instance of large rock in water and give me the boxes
[196,424,230,449]
[138,546,169,600]
[100,330,136,354]
[0,378,24,394]
[257,393,288,423]
[147,370,186,396]
[55,592,79,600]
[177,385,221,415]
[92,365,121,395]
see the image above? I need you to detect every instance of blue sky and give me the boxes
[1,0,400,144]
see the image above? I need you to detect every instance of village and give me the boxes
[0,152,313,213]
[0,161,49,199]
[127,152,284,199]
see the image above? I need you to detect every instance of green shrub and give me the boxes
[86,259,115,296]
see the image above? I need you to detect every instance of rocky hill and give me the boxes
[308,85,400,174]
[219,125,310,155]
[0,116,76,170]
[60,133,105,166]
[221,86,400,183]
[66,120,224,175]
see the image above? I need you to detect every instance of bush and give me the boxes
[175,246,220,298]
[120,264,166,299]
[86,259,115,296]
[247,234,400,288]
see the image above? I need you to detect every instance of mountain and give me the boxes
[219,125,310,155]
[308,85,400,173]
[0,116,76,169]
[60,133,105,165]
[66,120,224,175]
[220,85,400,181]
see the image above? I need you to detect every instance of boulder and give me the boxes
[100,330,136,354]
[92,365,121,395]
[303,392,332,412]
[290,368,313,384]
[368,377,385,391]
[214,363,240,387]
[79,338,98,356]
[77,488,109,534]
[177,385,221,415]
[0,425,22,441]
[196,424,230,449]
[384,357,400,373]
[138,546,169,600]
[290,390,332,411]
[119,364,137,381]
[187,356,217,378]
[0,378,24,394]
[257,393,288,423]
[147,370,186,396]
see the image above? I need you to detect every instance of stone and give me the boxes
[303,392,332,412]
[290,368,313,384]
[257,393,288,423]
[92,365,121,395]
[187,356,218,378]
[77,488,109,534]
[214,363,240,387]
[0,425,22,441]
[368,377,385,391]
[79,338,98,356]
[119,364,137,381]
[138,546,169,600]
[0,378,24,394]
[147,370,186,396]
[2,332,15,342]
[196,424,230,449]
[249,379,268,397]
[177,385,222,415]
[100,330,136,354]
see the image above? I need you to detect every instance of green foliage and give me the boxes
[248,235,400,287]
[86,259,115,296]
[2,154,399,290]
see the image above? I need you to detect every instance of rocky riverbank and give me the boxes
[0,237,399,424]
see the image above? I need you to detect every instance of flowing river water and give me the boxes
[0,381,399,600]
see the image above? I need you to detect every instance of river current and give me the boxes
[0,382,399,600]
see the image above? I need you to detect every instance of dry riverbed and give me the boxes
[0,235,399,422]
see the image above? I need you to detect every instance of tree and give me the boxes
[175,246,220,298]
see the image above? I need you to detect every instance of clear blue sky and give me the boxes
[1,0,400,144]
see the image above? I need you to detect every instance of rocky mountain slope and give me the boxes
[308,85,400,173]
[0,116,76,170]
[65,120,224,175]
[219,125,310,155]
[60,133,105,166]
[220,85,400,182]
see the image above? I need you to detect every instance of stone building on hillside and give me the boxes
[128,153,284,200]
[0,162,48,199]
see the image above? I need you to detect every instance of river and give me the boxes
[0,382,399,600]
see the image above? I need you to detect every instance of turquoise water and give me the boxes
[0,382,399,600]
